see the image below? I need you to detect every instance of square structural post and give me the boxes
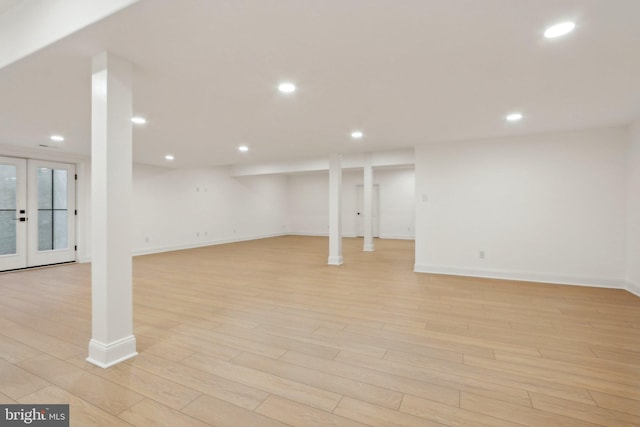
[363,153,375,252]
[87,52,137,368]
[328,153,343,265]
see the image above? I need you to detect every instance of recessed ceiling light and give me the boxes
[278,82,296,93]
[50,135,64,142]
[131,117,147,124]
[351,131,364,139]
[238,145,249,152]
[506,113,523,122]
[164,154,175,161]
[544,21,575,38]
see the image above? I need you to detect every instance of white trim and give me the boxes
[328,255,344,265]
[287,231,329,237]
[79,232,289,262]
[626,280,640,297]
[378,234,415,240]
[131,233,287,257]
[86,335,137,368]
[288,232,414,240]
[413,264,626,289]
[288,232,359,237]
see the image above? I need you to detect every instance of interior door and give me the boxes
[356,184,379,238]
[27,160,76,267]
[0,156,28,270]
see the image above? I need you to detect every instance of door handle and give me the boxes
[14,217,27,222]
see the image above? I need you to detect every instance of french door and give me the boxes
[0,156,76,271]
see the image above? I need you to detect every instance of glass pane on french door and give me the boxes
[27,160,76,267]
[0,164,17,255]
[0,156,27,271]
[37,167,69,251]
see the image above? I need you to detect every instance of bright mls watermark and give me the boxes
[1,405,68,426]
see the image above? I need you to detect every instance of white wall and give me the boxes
[78,163,288,259]
[627,120,640,296]
[415,127,628,288]
[131,165,287,255]
[286,168,415,239]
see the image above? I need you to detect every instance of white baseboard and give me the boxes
[414,264,626,289]
[87,335,137,368]
[78,233,288,262]
[378,234,415,240]
[288,232,414,240]
[287,232,358,238]
[626,280,640,297]
[131,233,287,257]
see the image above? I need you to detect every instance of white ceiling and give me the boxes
[0,0,19,15]
[1,0,639,168]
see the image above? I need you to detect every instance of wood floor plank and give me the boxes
[589,390,640,417]
[0,317,84,360]
[182,394,288,427]
[400,394,524,427]
[18,386,133,427]
[0,335,44,364]
[281,350,460,407]
[18,354,145,416]
[169,323,287,359]
[538,348,640,377]
[232,351,403,409]
[125,352,269,410]
[494,350,640,385]
[530,391,640,426]
[0,358,50,400]
[464,354,640,400]
[182,352,343,412]
[336,350,533,407]
[256,395,370,427]
[460,392,601,427]
[118,399,209,427]
[334,396,448,427]
[0,391,17,404]
[66,356,202,411]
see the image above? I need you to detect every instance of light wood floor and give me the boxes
[1,236,639,426]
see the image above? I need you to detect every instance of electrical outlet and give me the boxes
[145,236,149,243]
[479,250,485,259]
[197,232,200,237]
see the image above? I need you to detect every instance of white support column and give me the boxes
[363,153,375,252]
[328,153,343,265]
[87,52,137,368]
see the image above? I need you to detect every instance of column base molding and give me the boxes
[87,335,137,368]
[328,256,344,266]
